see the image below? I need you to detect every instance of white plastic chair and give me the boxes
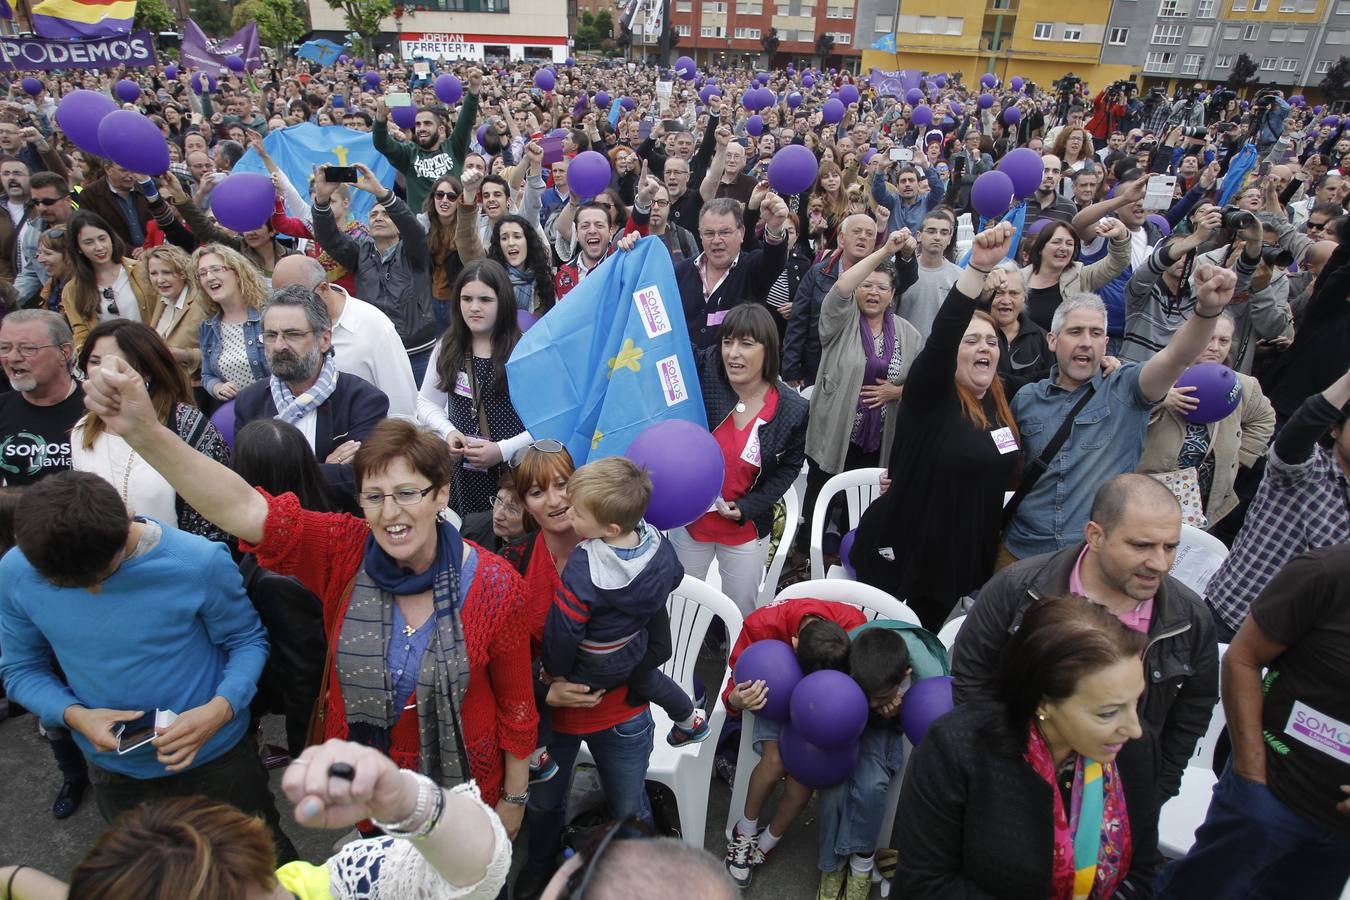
[937,614,966,652]
[574,575,742,849]
[808,467,887,580]
[1170,524,1229,596]
[774,578,920,626]
[758,485,800,608]
[1158,643,1230,858]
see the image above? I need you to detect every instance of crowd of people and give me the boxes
[0,49,1346,899]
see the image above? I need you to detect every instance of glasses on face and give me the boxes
[1308,220,1330,231]
[490,493,523,515]
[433,190,458,201]
[197,265,230,279]
[101,287,119,316]
[700,228,738,241]
[30,195,67,208]
[0,342,58,358]
[260,329,315,345]
[509,437,566,468]
[357,484,437,509]
[650,198,670,208]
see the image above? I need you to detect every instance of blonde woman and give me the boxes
[140,244,207,379]
[191,243,270,403]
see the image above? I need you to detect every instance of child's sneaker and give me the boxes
[667,709,711,746]
[844,871,871,900]
[817,869,846,899]
[724,827,763,888]
[529,749,558,784]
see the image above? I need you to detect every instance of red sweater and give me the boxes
[720,599,867,712]
[520,532,640,734]
[242,490,537,806]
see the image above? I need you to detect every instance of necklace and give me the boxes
[403,623,417,637]
[734,387,767,414]
[105,439,137,503]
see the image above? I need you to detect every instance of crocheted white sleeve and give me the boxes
[327,781,512,900]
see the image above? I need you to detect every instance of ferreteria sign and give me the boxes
[0,30,156,71]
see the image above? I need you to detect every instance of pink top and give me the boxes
[1068,545,1155,634]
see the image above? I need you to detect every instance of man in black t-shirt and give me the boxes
[1156,545,1350,898]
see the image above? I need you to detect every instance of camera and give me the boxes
[1178,126,1209,139]
[1261,245,1294,268]
[1108,79,1135,98]
[1054,73,1082,94]
[1222,206,1257,232]
[1256,91,1280,108]
[1211,89,1236,107]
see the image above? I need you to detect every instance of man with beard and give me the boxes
[554,201,615,300]
[373,67,482,211]
[0,156,32,282]
[1024,155,1076,227]
[232,285,388,499]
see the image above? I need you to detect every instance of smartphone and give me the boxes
[662,119,683,133]
[1259,160,1272,179]
[386,91,412,108]
[890,147,913,162]
[539,134,564,166]
[1144,175,1177,211]
[324,166,359,183]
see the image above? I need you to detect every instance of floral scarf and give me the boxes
[1025,723,1132,899]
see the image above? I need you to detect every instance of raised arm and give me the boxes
[1138,262,1238,401]
[1071,173,1148,241]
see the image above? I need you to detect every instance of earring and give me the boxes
[1037,713,1047,721]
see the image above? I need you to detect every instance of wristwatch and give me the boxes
[501,789,529,806]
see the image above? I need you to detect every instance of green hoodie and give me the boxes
[373,91,479,213]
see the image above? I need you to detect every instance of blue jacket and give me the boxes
[198,308,268,397]
[544,525,684,688]
[1258,96,1292,148]
[870,169,945,235]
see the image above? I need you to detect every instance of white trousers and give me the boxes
[668,526,771,618]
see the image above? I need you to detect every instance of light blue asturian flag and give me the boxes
[870,34,896,53]
[232,123,397,222]
[957,199,1028,267]
[1218,143,1258,209]
[506,237,708,466]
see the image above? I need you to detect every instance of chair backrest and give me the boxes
[1170,524,1230,596]
[758,485,801,608]
[774,578,920,626]
[937,614,966,652]
[1191,642,1230,770]
[809,467,886,580]
[663,575,745,694]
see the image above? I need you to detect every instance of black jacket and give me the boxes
[696,347,808,539]
[951,544,1218,800]
[675,238,788,352]
[895,701,1161,899]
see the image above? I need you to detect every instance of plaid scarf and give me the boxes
[1025,722,1132,899]
[336,521,470,787]
[270,353,339,427]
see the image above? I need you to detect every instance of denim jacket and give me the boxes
[198,307,268,397]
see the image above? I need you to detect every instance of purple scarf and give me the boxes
[854,313,896,453]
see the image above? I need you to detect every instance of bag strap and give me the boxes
[1002,383,1097,528]
[305,569,360,748]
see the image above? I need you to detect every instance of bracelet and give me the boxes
[5,866,26,900]
[1193,308,1223,319]
[500,789,529,806]
[372,770,432,833]
[967,264,993,274]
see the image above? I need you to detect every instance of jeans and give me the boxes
[1155,763,1350,900]
[408,347,433,389]
[817,727,905,872]
[668,526,770,618]
[524,708,655,876]
[47,726,88,782]
[88,733,299,863]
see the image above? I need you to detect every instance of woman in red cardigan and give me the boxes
[507,442,657,900]
[78,360,537,840]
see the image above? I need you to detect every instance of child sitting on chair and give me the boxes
[542,457,710,749]
[721,598,866,889]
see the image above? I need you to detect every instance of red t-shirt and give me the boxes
[720,598,867,711]
[687,388,779,545]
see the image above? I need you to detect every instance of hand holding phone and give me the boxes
[324,166,359,183]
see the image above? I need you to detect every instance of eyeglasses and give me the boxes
[563,817,657,899]
[260,329,315,344]
[1307,220,1330,230]
[650,198,670,208]
[357,484,437,509]
[699,228,738,241]
[0,343,58,357]
[490,494,523,515]
[433,190,459,201]
[101,287,119,316]
[30,195,68,207]
[509,437,566,468]
[197,265,230,279]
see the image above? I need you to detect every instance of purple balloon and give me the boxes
[971,170,1015,219]
[997,147,1044,200]
[97,110,170,175]
[535,68,556,92]
[566,56,575,67]
[226,54,245,73]
[675,55,696,80]
[21,76,43,96]
[1002,106,1022,125]
[899,675,954,745]
[566,149,612,199]
[822,97,846,124]
[802,73,815,89]
[732,639,802,721]
[353,58,365,69]
[56,89,117,156]
[1176,363,1243,424]
[164,64,178,80]
[789,669,868,748]
[192,72,216,95]
[364,71,381,89]
[779,723,860,788]
[625,419,724,531]
[949,100,964,117]
[621,96,635,111]
[476,123,489,148]
[905,87,923,106]
[746,114,764,136]
[112,79,140,105]
[1010,75,1024,92]
[390,103,416,129]
[768,143,819,195]
[435,73,463,104]
[977,92,995,110]
[699,85,720,104]
[338,54,349,65]
[595,90,611,108]
[839,528,857,579]
[860,148,876,167]
[911,104,933,127]
[786,91,803,109]
[211,173,276,232]
[1025,217,1052,235]
[838,83,859,105]
[1323,115,1340,127]
[980,73,997,89]
[935,74,948,88]
[210,399,236,449]
[742,88,760,111]
[517,309,538,332]
[1146,213,1171,237]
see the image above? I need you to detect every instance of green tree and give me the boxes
[134,0,177,33]
[594,9,613,38]
[190,0,234,35]
[1226,52,1259,89]
[325,0,393,58]
[234,0,307,49]
[1319,56,1350,103]
[575,10,598,50]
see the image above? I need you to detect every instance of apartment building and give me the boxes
[665,0,863,67]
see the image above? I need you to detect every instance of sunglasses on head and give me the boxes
[509,437,565,468]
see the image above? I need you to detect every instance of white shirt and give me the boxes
[7,200,25,226]
[415,341,533,461]
[72,423,177,525]
[296,406,318,450]
[102,267,141,324]
[328,286,419,419]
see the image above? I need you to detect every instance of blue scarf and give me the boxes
[506,263,536,312]
[361,516,463,598]
[270,353,339,426]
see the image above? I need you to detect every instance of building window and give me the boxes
[1270,26,1287,39]
[701,25,716,36]
[1291,28,1309,40]
[1197,0,1215,13]
[1190,24,1213,43]
[736,1,763,11]
[1316,59,1332,72]
[1280,0,1295,8]
[1231,0,1246,8]
[701,1,726,11]
[1159,0,1182,14]
[1222,24,1240,38]
[734,26,762,37]
[1152,23,1184,43]
[676,0,691,9]
[1145,51,1176,71]
[1182,53,1204,73]
[1215,54,1233,66]
[1260,56,1277,68]
[1033,21,1053,38]
[1280,57,1298,69]
[1109,26,1130,42]
[921,15,940,32]
[1244,23,1260,38]
[991,0,1012,7]
[833,31,850,42]
[1297,0,1316,8]
[1062,24,1083,39]
[676,24,692,34]
[1339,0,1350,10]
[1330,29,1349,41]
[1253,0,1269,8]
[874,14,894,30]
[945,18,963,33]
[826,4,849,16]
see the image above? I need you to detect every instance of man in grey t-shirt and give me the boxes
[898,210,961,342]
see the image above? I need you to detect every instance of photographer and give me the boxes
[1087,82,1131,151]
[1253,90,1292,151]
[1140,88,1174,140]
[1168,85,1207,130]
